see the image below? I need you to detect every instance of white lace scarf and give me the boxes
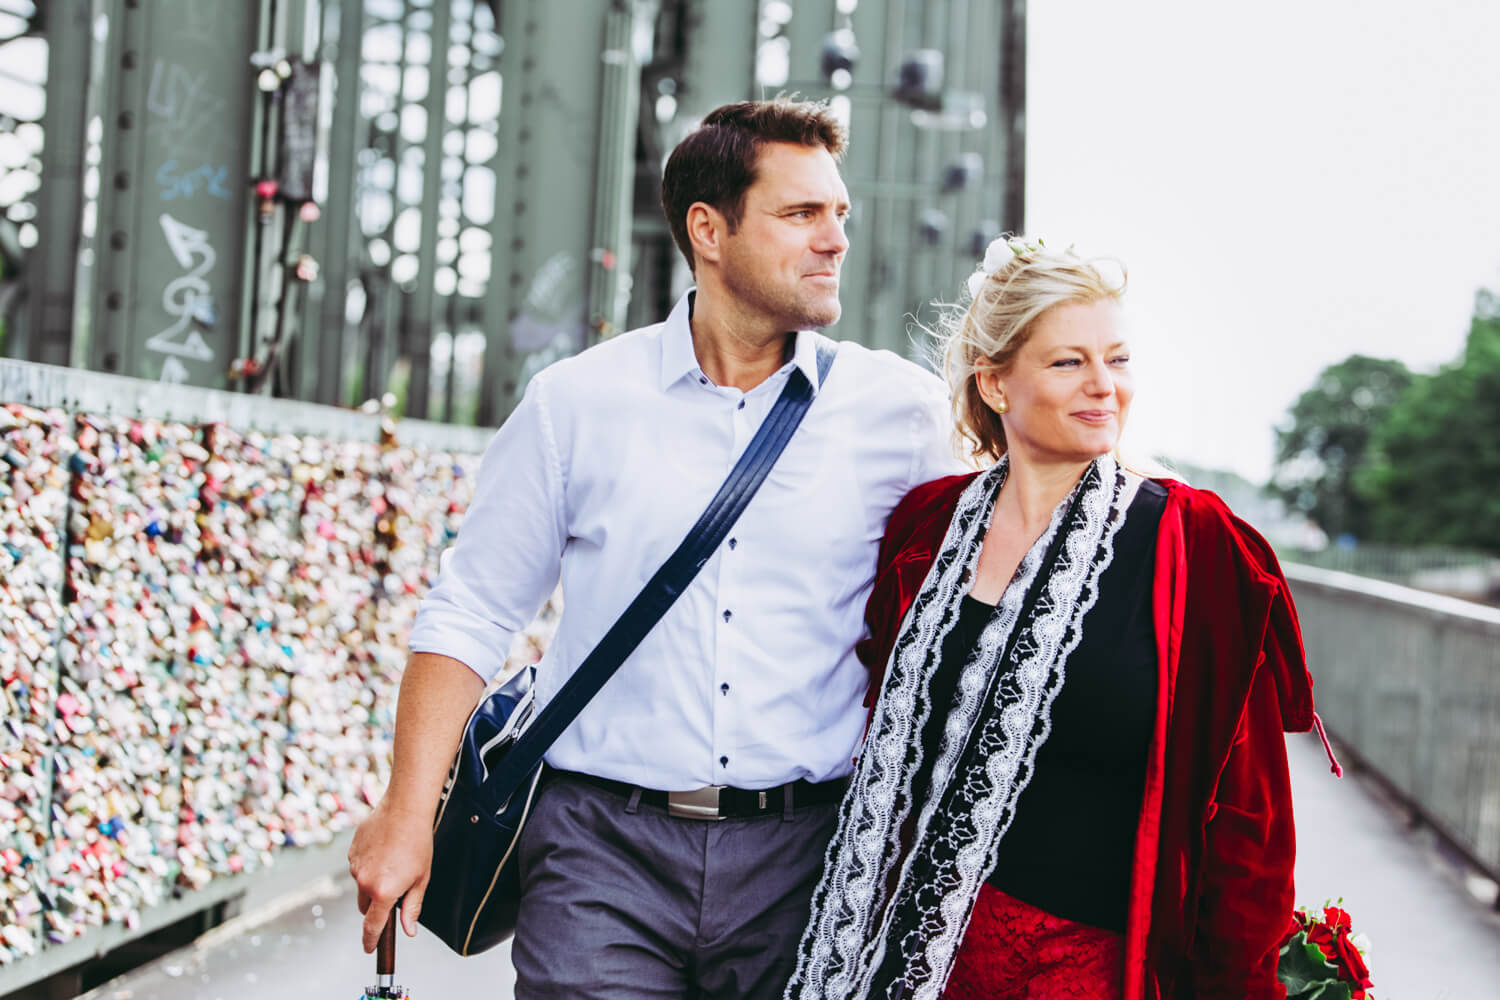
[786,455,1129,1000]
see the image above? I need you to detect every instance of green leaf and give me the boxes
[1278,935,1342,997]
[1304,984,1353,1000]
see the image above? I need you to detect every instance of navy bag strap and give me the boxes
[478,339,838,813]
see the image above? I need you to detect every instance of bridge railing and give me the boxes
[1285,563,1500,892]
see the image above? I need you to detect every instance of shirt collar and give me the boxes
[659,289,825,394]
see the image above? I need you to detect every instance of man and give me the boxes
[348,98,963,998]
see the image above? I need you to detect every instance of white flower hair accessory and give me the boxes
[965,235,1049,299]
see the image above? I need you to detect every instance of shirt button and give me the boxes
[727,538,737,550]
[720,755,729,768]
[700,376,709,385]
[737,400,746,410]
[723,609,732,622]
[721,683,730,695]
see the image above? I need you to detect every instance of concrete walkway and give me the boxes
[73,876,518,1000]
[1287,730,1500,999]
[79,732,1500,999]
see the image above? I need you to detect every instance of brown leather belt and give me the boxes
[549,768,849,821]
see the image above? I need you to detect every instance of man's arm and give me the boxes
[348,373,568,951]
[347,653,485,952]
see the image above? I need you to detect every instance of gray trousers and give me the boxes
[511,771,839,999]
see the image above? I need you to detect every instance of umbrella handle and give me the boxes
[377,906,397,977]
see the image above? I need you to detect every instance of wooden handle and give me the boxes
[377,907,397,976]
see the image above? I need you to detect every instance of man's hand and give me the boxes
[349,799,434,952]
[346,652,485,952]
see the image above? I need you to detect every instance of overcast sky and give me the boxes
[1026,0,1500,483]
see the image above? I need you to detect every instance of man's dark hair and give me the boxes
[660,98,847,274]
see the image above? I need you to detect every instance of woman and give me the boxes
[786,238,1338,1000]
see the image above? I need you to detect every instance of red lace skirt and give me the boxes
[941,884,1125,1000]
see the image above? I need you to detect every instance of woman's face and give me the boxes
[977,299,1133,466]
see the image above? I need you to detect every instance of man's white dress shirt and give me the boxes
[409,292,965,790]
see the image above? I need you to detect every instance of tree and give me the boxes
[1360,291,1500,553]
[1268,354,1413,541]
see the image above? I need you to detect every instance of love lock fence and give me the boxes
[0,358,562,994]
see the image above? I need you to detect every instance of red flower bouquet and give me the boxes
[1277,903,1374,1000]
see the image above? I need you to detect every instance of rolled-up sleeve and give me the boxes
[408,374,567,681]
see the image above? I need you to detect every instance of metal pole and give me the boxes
[243,0,286,393]
[403,0,453,419]
[838,0,894,353]
[314,0,364,405]
[475,0,530,428]
[877,0,907,355]
[1000,0,1026,233]
[269,0,318,397]
[442,0,480,422]
[586,0,641,342]
[26,0,93,368]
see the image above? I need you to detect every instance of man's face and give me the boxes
[715,142,851,331]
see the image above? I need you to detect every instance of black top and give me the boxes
[926,480,1166,932]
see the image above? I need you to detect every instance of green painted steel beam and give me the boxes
[313,0,365,407]
[25,0,92,368]
[846,0,902,355]
[586,0,642,343]
[677,0,756,121]
[88,0,258,387]
[402,0,453,419]
[476,0,642,426]
[784,0,834,96]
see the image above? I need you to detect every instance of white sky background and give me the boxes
[1026,0,1500,483]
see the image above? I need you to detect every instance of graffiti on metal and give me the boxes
[146,58,231,156]
[145,213,218,382]
[155,160,232,201]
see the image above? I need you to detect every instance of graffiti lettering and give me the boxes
[146,214,218,376]
[156,160,231,201]
[146,60,230,155]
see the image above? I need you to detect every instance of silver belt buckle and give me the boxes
[667,785,726,821]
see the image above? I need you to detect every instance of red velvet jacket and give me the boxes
[857,473,1317,1000]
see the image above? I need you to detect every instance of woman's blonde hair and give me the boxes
[938,236,1127,464]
